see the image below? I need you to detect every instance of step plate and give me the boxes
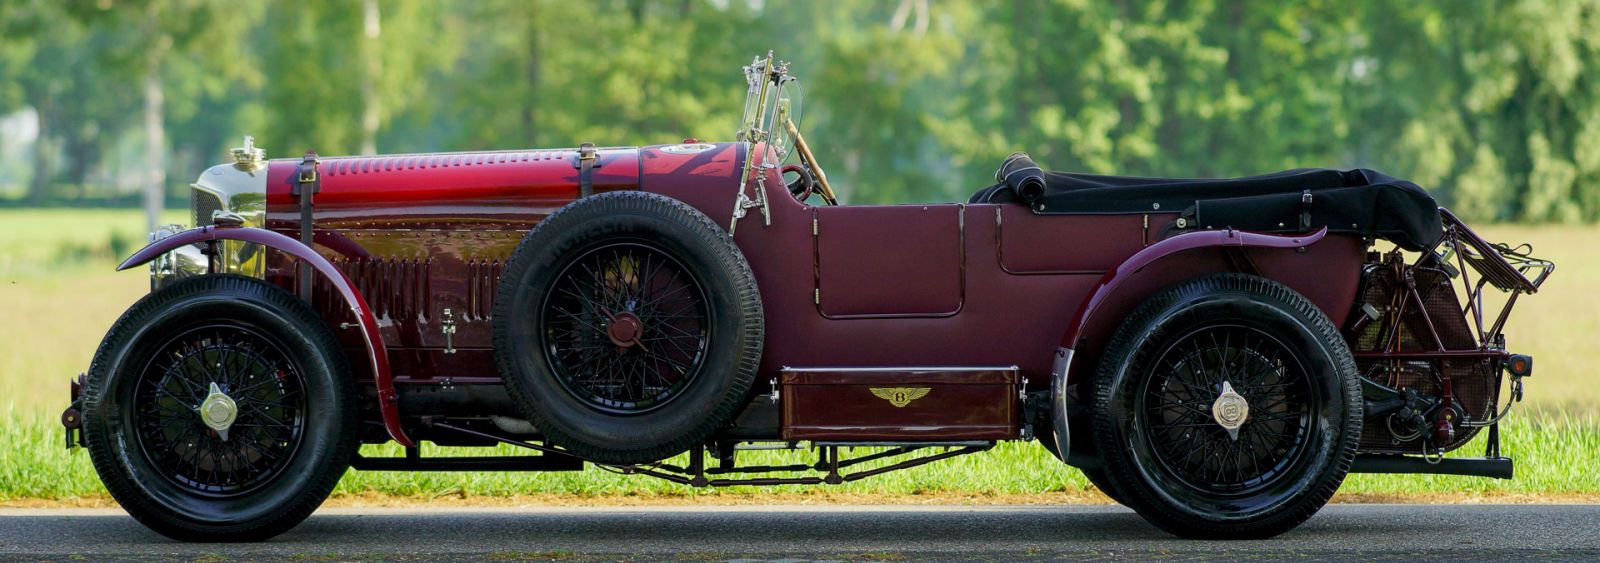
[779,366,1020,441]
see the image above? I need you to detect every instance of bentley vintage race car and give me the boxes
[63,53,1553,541]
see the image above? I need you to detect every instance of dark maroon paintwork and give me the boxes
[126,141,1368,443]
[643,145,1364,396]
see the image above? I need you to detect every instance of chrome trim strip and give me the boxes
[1050,347,1074,460]
[148,224,208,290]
[778,366,1020,373]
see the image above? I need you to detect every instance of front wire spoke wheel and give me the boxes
[81,275,357,542]
[133,323,307,497]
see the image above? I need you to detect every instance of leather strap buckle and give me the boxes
[294,151,321,196]
[293,150,321,302]
[576,142,598,198]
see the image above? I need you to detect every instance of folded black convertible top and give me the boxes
[970,153,1443,251]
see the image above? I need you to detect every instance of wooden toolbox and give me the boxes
[778,366,1021,441]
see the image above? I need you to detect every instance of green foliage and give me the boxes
[2,0,1599,220]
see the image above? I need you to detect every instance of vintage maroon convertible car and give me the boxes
[64,54,1551,541]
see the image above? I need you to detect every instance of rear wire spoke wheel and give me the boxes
[1090,274,1360,539]
[81,275,357,542]
[495,191,763,465]
[1081,467,1129,506]
[1138,325,1314,495]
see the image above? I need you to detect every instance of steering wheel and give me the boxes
[782,164,817,202]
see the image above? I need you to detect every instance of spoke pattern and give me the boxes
[1139,325,1312,494]
[132,324,306,497]
[542,242,710,414]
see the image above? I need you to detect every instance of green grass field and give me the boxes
[2,208,1597,503]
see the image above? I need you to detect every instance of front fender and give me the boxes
[118,225,414,447]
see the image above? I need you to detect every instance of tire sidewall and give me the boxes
[82,276,355,538]
[496,192,761,462]
[1094,275,1358,535]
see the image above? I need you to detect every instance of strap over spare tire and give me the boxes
[492,191,764,464]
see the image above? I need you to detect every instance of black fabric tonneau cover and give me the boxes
[971,153,1443,251]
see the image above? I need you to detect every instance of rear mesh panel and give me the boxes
[1348,264,1500,453]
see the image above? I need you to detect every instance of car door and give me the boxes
[812,204,965,318]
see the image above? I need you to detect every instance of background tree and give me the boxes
[0,0,1596,224]
[62,0,263,231]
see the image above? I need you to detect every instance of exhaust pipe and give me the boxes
[1350,454,1513,479]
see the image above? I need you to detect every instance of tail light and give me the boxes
[1507,354,1533,378]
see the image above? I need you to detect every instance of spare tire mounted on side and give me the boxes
[493,191,764,464]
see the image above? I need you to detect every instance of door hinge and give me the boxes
[812,216,818,236]
[441,308,457,354]
[814,288,820,305]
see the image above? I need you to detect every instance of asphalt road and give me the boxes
[3,504,1599,561]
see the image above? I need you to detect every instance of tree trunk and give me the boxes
[523,9,540,144]
[27,100,52,204]
[143,59,165,235]
[64,118,98,188]
[360,0,382,155]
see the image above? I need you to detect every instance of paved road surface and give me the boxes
[3,504,1598,561]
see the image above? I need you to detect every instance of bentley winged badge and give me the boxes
[869,387,931,408]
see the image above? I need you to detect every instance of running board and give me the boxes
[353,451,583,472]
[1350,455,1513,479]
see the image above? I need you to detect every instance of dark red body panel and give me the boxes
[260,148,639,387]
[642,145,1365,395]
[239,141,1364,442]
[815,205,965,318]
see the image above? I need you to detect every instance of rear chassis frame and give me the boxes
[1348,209,1552,478]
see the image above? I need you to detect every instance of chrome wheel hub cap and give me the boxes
[198,382,239,441]
[1210,380,1249,440]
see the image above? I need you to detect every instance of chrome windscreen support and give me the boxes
[729,52,782,235]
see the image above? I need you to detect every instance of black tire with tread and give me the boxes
[1089,273,1361,539]
[1036,431,1127,506]
[493,191,764,465]
[1081,467,1128,505]
[80,275,358,542]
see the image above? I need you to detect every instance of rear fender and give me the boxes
[117,225,414,447]
[1049,227,1327,465]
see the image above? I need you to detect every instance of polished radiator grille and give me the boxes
[190,189,222,228]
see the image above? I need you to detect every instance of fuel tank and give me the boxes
[264,146,643,230]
